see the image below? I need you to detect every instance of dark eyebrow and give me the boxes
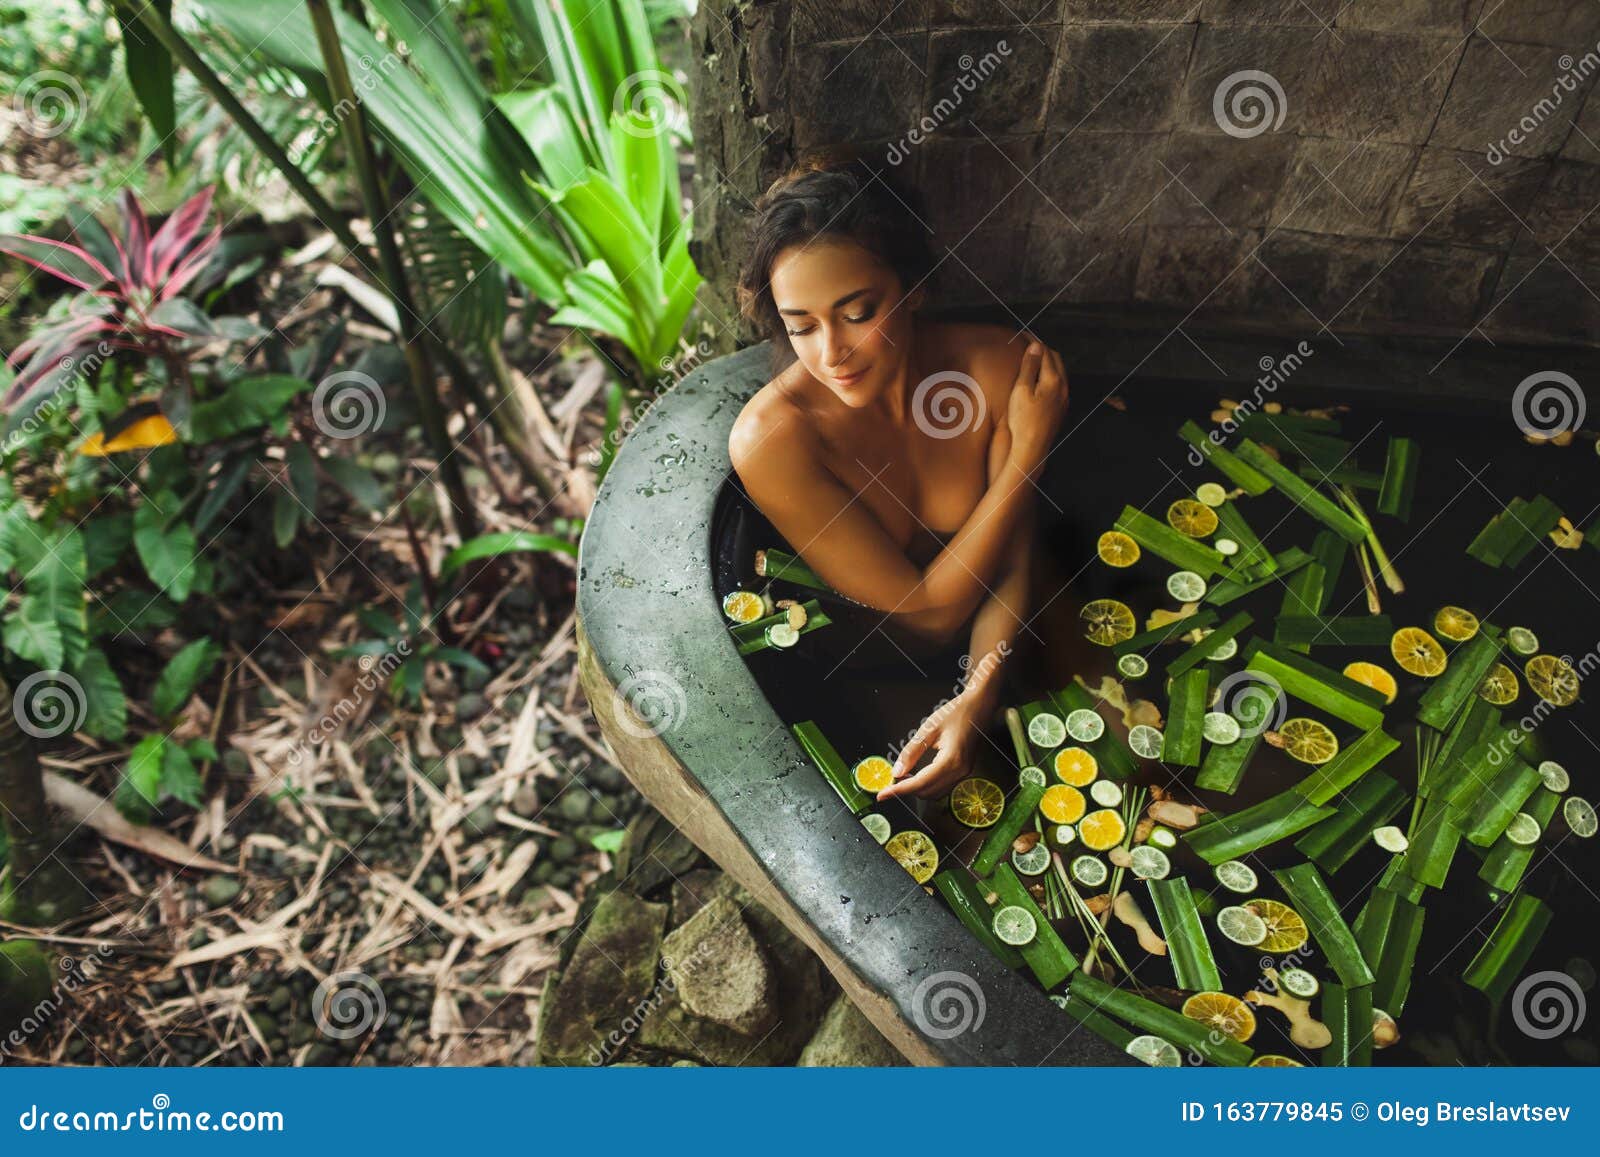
[777,287,873,316]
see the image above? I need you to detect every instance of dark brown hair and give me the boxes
[737,153,936,348]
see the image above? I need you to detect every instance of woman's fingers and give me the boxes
[1014,341,1043,392]
[891,731,933,781]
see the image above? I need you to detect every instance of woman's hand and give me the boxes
[1005,340,1069,473]
[877,686,997,802]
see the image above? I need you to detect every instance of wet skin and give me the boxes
[729,238,1069,800]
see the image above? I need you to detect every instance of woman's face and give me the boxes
[768,238,920,407]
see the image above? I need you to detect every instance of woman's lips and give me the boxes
[831,366,867,385]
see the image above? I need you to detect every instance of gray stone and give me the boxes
[1033,132,1168,229]
[1561,88,1600,164]
[201,876,242,907]
[1177,24,1324,138]
[1391,148,1550,247]
[1151,131,1298,229]
[1430,38,1595,158]
[914,134,1038,235]
[1135,225,1257,313]
[923,28,1055,138]
[1527,160,1600,266]
[1070,0,1204,19]
[798,992,905,1066]
[1336,0,1479,34]
[1347,239,1499,330]
[1020,225,1145,303]
[1275,137,1417,237]
[792,0,926,44]
[1049,23,1195,133]
[660,894,777,1036]
[1304,31,1460,144]
[1198,0,1341,23]
[511,782,541,819]
[790,36,928,148]
[534,890,668,1066]
[1477,0,1600,48]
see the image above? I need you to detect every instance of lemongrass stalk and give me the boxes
[1340,485,1404,596]
[1354,540,1381,613]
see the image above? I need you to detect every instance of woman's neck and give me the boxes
[866,313,926,429]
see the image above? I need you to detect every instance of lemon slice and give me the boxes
[1195,482,1229,507]
[1343,661,1398,704]
[1053,746,1099,786]
[1126,1035,1182,1067]
[1250,1054,1304,1067]
[949,777,1005,828]
[1538,761,1570,792]
[1206,633,1239,661]
[1081,599,1137,646]
[1167,499,1219,538]
[1182,992,1256,1043]
[1089,779,1123,807]
[1167,570,1208,601]
[1476,662,1520,706]
[1040,784,1087,824]
[1246,898,1308,953]
[1011,843,1052,876]
[1071,854,1108,886]
[1268,717,1339,765]
[1503,812,1542,845]
[1506,626,1540,656]
[1277,968,1320,998]
[1078,808,1127,851]
[1564,796,1597,838]
[1027,712,1067,749]
[860,814,892,844]
[1433,605,1480,642]
[993,905,1037,946]
[1202,712,1241,745]
[1392,627,1448,677]
[853,756,894,792]
[1525,654,1579,707]
[1129,845,1170,879]
[1215,860,1258,893]
[1217,905,1268,946]
[1127,724,1164,760]
[1117,653,1149,679]
[1065,708,1106,742]
[1097,530,1141,568]
[722,590,765,623]
[884,830,939,882]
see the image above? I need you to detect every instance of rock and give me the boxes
[511,783,541,819]
[456,693,487,721]
[534,890,668,1066]
[201,876,242,907]
[798,994,903,1067]
[464,804,498,834]
[660,894,776,1037]
[549,836,579,863]
[669,868,739,930]
[557,791,591,823]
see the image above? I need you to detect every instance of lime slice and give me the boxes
[853,757,894,792]
[1217,905,1268,946]
[1028,712,1066,749]
[764,622,799,648]
[1049,994,1071,1010]
[1117,653,1149,679]
[1215,860,1258,893]
[1202,712,1241,745]
[1564,796,1597,837]
[1372,825,1408,853]
[722,590,765,623]
[1208,635,1239,661]
[1089,779,1123,808]
[1019,765,1048,788]
[1278,967,1320,998]
[1147,826,1177,849]
[1538,760,1570,792]
[1503,812,1542,846]
[1506,626,1540,656]
[1071,855,1108,887]
[1214,537,1240,557]
[1012,843,1052,876]
[1129,846,1171,880]
[1053,824,1078,846]
[1126,1034,1182,1067]
[1167,570,1208,601]
[993,904,1038,946]
[1127,724,1164,759]
[1065,709,1105,742]
[1195,482,1229,508]
[860,814,891,844]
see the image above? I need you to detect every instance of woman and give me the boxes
[728,158,1071,804]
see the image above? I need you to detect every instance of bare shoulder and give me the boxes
[728,363,819,483]
[929,320,1035,410]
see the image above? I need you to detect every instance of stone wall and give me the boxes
[688,1,1600,350]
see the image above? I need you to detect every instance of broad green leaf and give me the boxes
[122,733,167,810]
[133,496,198,602]
[439,531,577,578]
[272,487,299,549]
[83,512,133,577]
[3,594,64,669]
[321,457,386,512]
[161,741,203,808]
[115,1,177,167]
[73,646,128,741]
[188,375,312,442]
[432,646,490,678]
[186,737,220,763]
[152,637,220,719]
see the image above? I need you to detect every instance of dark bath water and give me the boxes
[717,380,1599,1066]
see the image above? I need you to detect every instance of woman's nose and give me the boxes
[822,326,851,367]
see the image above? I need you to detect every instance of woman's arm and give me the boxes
[730,343,1066,642]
